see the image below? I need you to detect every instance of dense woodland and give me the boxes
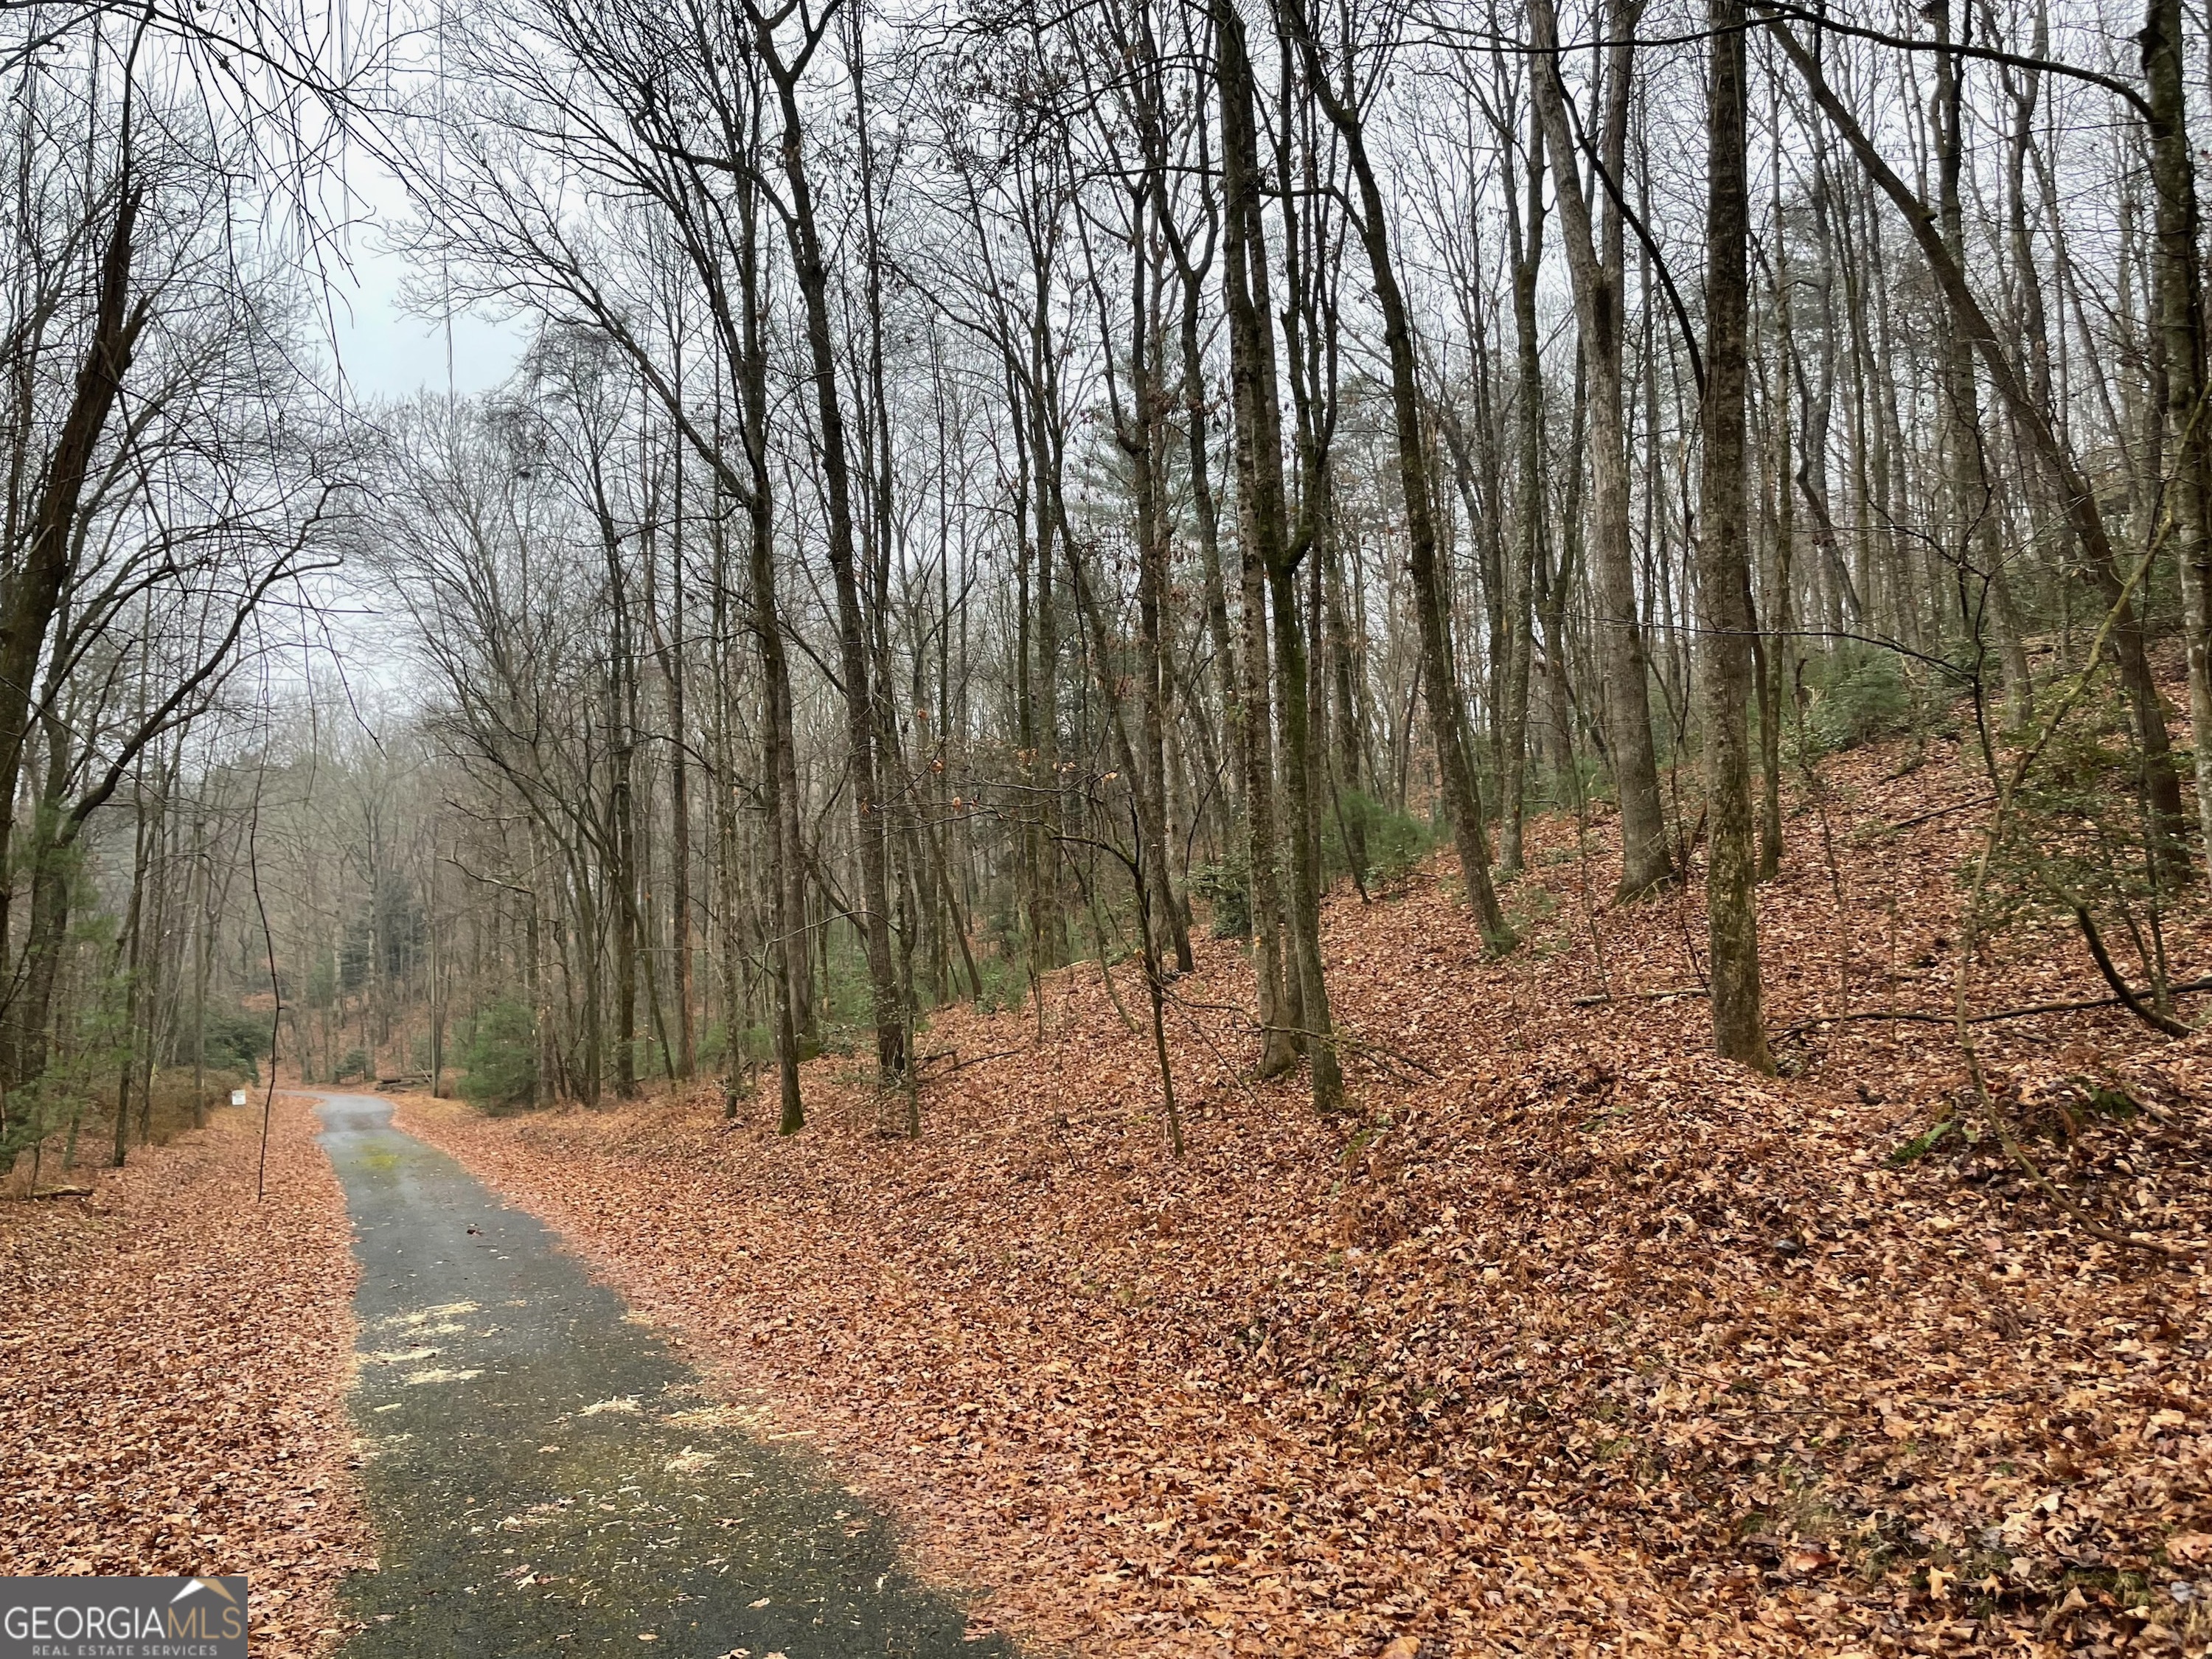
[4,0,2211,1174]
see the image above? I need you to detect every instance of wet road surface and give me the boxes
[313,1093,1011,1659]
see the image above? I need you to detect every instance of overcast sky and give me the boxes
[327,271,519,403]
[320,153,523,405]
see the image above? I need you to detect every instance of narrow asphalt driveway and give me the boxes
[313,1092,1011,1658]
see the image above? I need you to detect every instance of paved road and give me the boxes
[313,1093,1010,1658]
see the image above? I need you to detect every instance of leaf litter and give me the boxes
[397,718,2212,1657]
[4,721,2182,1655]
[0,1096,374,1655]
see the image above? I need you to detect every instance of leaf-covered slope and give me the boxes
[402,728,2212,1656]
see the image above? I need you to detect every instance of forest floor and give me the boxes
[393,712,2212,1658]
[0,1094,373,1655]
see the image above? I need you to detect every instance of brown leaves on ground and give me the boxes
[0,1098,373,1655]
[398,726,2211,1659]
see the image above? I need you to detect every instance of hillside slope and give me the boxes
[401,724,2212,1657]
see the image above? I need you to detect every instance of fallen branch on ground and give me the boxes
[1782,977,2212,1036]
[1570,988,1708,1006]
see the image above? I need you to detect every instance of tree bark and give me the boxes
[1281,0,1514,951]
[0,181,146,1077]
[1697,0,1774,1071]
[1503,101,1548,876]
[1219,0,1343,1102]
[2143,0,2212,875]
[1526,0,1672,897]
[755,7,906,1080]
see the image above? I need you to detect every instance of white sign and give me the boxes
[229,1089,247,1107]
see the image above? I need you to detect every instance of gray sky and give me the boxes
[322,154,523,403]
[328,268,521,401]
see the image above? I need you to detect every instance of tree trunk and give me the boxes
[1503,103,1548,875]
[112,782,150,1166]
[1281,0,1514,950]
[2143,0,2212,875]
[1526,0,1672,897]
[758,22,905,1080]
[1697,0,1774,1071]
[0,182,145,1037]
[735,153,807,1133]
